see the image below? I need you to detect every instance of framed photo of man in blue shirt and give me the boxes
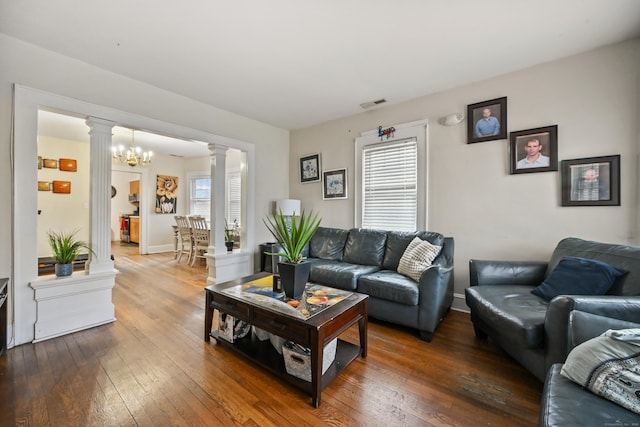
[467,97,507,144]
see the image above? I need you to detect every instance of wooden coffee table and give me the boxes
[204,272,368,407]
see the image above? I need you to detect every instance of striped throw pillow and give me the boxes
[397,237,442,282]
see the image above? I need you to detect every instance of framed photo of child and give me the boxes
[561,155,620,206]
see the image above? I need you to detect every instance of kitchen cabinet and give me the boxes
[130,180,140,194]
[130,216,140,244]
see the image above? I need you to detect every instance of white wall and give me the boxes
[37,136,91,257]
[142,154,188,250]
[290,39,640,311]
[110,151,243,253]
[1,34,291,345]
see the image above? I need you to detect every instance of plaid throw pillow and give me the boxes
[397,237,442,282]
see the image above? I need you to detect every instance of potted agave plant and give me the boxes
[47,229,96,277]
[263,209,321,298]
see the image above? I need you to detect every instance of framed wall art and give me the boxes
[561,155,620,206]
[59,158,77,172]
[467,96,507,144]
[43,158,58,169]
[322,168,347,200]
[300,153,321,183]
[52,181,71,194]
[156,174,178,213]
[510,125,558,174]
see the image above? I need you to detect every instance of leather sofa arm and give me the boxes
[469,259,548,286]
[419,264,453,290]
[567,310,640,349]
[417,264,455,333]
[545,295,640,371]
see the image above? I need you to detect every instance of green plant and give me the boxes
[47,229,96,265]
[263,209,321,264]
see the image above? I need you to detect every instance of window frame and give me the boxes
[187,172,212,220]
[186,168,242,228]
[354,120,428,231]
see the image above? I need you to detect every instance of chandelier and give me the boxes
[112,130,152,167]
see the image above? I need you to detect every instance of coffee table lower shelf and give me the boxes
[210,331,361,397]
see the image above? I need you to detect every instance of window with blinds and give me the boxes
[226,171,241,226]
[190,177,211,218]
[187,171,241,227]
[362,138,417,231]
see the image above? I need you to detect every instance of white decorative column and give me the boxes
[30,117,118,342]
[209,143,228,256]
[205,143,252,285]
[85,117,116,274]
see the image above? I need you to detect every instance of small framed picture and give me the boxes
[323,168,347,200]
[300,153,321,183]
[43,158,58,168]
[59,158,77,172]
[52,180,71,194]
[561,155,620,206]
[467,97,507,144]
[510,125,558,174]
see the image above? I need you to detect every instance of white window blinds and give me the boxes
[187,171,241,226]
[190,177,211,218]
[226,171,241,226]
[362,138,417,231]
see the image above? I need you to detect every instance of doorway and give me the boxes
[13,84,256,346]
[112,170,142,252]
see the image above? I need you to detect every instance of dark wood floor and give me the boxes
[0,243,542,426]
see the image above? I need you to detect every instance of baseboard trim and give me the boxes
[452,292,469,313]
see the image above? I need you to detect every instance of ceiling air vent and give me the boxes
[359,98,387,109]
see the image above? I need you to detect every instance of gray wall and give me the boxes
[290,39,640,311]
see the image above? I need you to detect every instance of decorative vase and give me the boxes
[277,261,311,299]
[55,263,73,277]
[225,241,234,252]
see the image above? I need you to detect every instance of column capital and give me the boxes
[207,143,229,156]
[85,117,116,133]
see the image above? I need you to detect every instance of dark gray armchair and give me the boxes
[465,237,640,381]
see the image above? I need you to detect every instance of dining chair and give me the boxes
[174,215,194,264]
[188,215,210,267]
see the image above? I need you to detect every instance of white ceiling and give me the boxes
[4,0,640,136]
[37,110,210,158]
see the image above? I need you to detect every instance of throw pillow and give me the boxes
[397,236,442,282]
[561,328,640,415]
[531,256,627,301]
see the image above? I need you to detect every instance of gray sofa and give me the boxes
[465,237,640,381]
[539,310,640,426]
[303,227,454,341]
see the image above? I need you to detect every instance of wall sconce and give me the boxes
[438,113,465,126]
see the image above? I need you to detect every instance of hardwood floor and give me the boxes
[0,243,542,426]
